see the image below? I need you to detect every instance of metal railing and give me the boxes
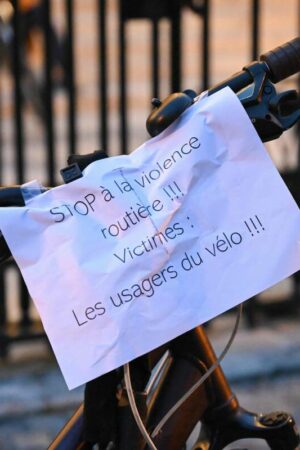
[0,0,299,355]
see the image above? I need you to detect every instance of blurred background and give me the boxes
[1,0,300,449]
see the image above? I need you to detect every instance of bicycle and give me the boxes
[1,37,300,450]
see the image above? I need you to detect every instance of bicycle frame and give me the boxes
[48,324,300,450]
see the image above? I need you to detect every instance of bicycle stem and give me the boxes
[174,324,239,413]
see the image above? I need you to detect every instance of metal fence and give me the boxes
[0,0,299,355]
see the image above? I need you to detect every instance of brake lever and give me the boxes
[239,85,300,142]
[238,63,300,142]
[269,90,300,129]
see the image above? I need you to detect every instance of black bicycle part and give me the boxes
[209,37,300,95]
[237,76,300,142]
[60,150,108,183]
[196,407,300,450]
[148,356,214,450]
[146,37,300,142]
[260,37,300,83]
[146,90,197,137]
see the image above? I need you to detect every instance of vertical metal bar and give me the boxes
[0,270,6,328]
[0,86,3,339]
[151,18,160,99]
[0,85,3,185]
[246,0,261,324]
[251,0,260,60]
[98,0,108,152]
[43,0,55,185]
[12,0,25,183]
[202,0,210,91]
[66,0,76,155]
[0,268,7,357]
[170,3,181,92]
[12,2,31,328]
[298,0,300,168]
[20,275,30,325]
[119,1,127,154]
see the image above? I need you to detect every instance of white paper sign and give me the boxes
[1,87,300,389]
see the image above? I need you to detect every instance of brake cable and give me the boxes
[124,303,243,448]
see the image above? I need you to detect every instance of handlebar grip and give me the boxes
[260,37,300,83]
[0,187,24,206]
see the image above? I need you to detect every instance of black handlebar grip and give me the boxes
[260,37,300,83]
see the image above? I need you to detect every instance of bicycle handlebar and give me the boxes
[0,187,25,207]
[208,37,300,96]
[261,37,300,83]
[1,38,300,263]
[147,37,300,137]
